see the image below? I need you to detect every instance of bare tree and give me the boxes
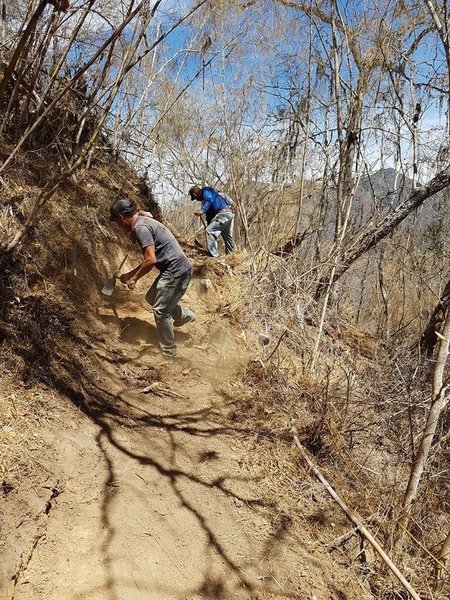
[394,305,450,553]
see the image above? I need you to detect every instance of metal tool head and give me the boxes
[101,254,128,297]
[101,274,117,297]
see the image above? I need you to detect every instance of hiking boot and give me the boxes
[159,350,177,364]
[173,310,196,328]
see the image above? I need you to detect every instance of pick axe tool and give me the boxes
[101,254,128,297]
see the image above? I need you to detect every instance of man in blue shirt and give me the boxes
[189,185,236,258]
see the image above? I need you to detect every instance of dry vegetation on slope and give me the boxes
[0,150,375,598]
[2,1,450,598]
[0,147,448,598]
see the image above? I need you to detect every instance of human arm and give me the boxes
[194,188,213,216]
[120,245,156,289]
[119,265,140,282]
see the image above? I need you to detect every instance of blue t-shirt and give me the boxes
[199,187,231,224]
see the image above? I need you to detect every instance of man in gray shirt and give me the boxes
[110,199,195,358]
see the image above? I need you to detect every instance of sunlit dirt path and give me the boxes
[8,276,304,600]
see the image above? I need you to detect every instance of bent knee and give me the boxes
[153,308,172,319]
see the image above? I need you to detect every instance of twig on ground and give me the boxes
[291,422,423,600]
[141,381,184,398]
[265,329,288,362]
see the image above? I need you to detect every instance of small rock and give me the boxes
[201,277,213,291]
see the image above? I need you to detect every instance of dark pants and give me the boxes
[145,269,195,356]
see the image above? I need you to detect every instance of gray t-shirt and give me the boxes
[134,216,192,276]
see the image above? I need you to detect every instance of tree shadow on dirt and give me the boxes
[98,312,159,345]
[70,365,299,599]
[2,294,297,600]
[97,312,192,348]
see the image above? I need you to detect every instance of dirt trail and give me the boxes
[5,274,311,600]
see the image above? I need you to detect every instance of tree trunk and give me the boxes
[1,0,6,47]
[395,306,450,553]
[420,275,450,355]
[0,1,49,104]
[314,164,450,300]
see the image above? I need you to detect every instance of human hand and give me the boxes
[194,210,202,216]
[119,273,130,284]
[126,278,136,290]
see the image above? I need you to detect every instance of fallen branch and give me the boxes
[291,423,422,600]
[314,163,450,300]
[328,513,378,551]
[141,382,183,398]
[328,526,360,550]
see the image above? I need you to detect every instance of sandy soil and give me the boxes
[1,274,369,600]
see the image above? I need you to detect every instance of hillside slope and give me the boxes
[1,249,373,600]
[1,148,432,600]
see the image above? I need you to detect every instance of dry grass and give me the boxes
[0,147,153,483]
[0,134,449,598]
[213,254,450,599]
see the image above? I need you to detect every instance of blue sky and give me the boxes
[25,0,448,192]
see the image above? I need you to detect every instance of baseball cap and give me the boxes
[109,198,134,221]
